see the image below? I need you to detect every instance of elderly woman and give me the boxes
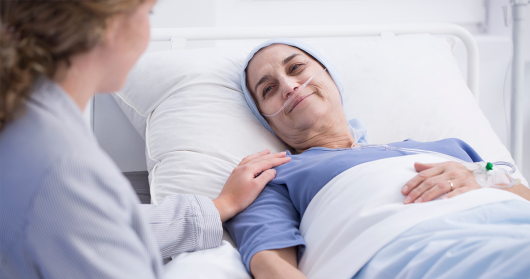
[225,39,530,279]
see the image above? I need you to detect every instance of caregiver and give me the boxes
[0,0,289,278]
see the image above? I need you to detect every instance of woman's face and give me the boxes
[247,44,344,144]
[98,0,155,92]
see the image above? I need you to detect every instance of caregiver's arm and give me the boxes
[141,149,291,259]
[250,247,307,279]
[402,162,530,203]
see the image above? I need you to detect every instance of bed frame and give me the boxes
[92,23,483,174]
[509,0,528,170]
[150,24,480,100]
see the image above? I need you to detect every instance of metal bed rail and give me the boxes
[150,24,480,102]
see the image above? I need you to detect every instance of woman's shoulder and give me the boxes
[1,77,98,170]
[0,97,136,236]
[1,107,132,200]
[1,98,98,182]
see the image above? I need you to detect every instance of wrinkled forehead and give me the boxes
[246,44,320,88]
[247,45,306,75]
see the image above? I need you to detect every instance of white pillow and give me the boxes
[114,46,289,203]
[114,34,527,206]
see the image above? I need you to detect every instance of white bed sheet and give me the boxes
[164,240,250,279]
[299,154,526,278]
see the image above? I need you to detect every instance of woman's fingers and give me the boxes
[404,174,450,204]
[214,153,290,222]
[254,169,277,187]
[413,178,457,203]
[239,149,289,166]
[402,163,445,195]
[250,155,291,176]
[403,161,480,204]
[239,148,271,166]
[413,162,440,172]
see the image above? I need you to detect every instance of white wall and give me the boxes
[151,0,215,28]
[95,0,530,178]
[214,0,485,32]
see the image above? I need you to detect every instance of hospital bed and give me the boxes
[91,24,527,278]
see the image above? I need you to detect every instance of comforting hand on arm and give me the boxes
[215,150,302,278]
[213,149,291,222]
[402,161,530,203]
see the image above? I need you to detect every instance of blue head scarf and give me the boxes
[241,38,367,144]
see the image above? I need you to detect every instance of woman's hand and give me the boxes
[402,161,481,204]
[213,149,291,222]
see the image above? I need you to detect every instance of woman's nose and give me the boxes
[280,78,299,100]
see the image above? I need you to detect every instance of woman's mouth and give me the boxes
[289,93,314,113]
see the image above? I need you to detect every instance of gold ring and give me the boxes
[448,180,454,192]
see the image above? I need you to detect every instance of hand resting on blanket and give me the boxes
[402,161,530,204]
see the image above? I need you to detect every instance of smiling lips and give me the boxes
[288,92,314,113]
[262,68,327,118]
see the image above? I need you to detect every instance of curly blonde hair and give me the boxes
[0,0,147,132]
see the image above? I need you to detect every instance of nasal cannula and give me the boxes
[348,121,518,188]
[350,137,518,189]
[262,68,328,117]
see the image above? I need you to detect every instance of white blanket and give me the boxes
[299,154,525,279]
[164,239,251,279]
[163,154,525,279]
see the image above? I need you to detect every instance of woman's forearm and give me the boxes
[503,183,530,201]
[250,247,307,279]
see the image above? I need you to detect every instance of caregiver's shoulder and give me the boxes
[0,95,130,204]
[0,95,137,234]
[1,100,85,178]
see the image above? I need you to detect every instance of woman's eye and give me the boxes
[263,85,274,97]
[290,64,303,73]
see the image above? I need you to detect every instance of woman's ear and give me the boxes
[101,14,123,48]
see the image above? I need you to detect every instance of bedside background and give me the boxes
[86,0,530,202]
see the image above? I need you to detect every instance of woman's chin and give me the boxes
[293,103,329,122]
[290,114,325,131]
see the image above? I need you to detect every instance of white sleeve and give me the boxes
[140,194,223,259]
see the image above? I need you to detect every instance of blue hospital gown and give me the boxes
[225,138,483,271]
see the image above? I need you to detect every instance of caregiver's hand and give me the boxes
[213,149,291,222]
[402,161,480,204]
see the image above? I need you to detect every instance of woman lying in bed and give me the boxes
[225,39,530,279]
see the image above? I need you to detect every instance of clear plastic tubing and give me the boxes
[352,144,516,174]
[262,68,328,117]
